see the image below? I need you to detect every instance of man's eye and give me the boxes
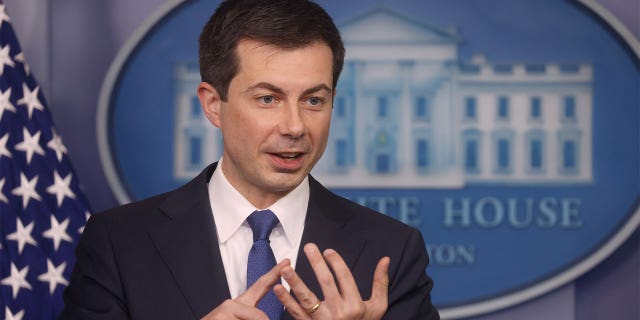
[259,96,275,104]
[308,97,322,106]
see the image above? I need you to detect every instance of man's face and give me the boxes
[199,39,334,207]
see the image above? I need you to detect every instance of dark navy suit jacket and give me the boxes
[60,163,439,319]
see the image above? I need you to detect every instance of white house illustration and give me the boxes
[173,8,593,187]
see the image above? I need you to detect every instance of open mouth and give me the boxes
[268,152,306,170]
[274,152,303,160]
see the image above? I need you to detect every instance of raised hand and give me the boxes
[274,243,390,320]
[201,259,291,320]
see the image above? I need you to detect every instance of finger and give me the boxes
[273,284,312,320]
[237,259,290,306]
[304,243,341,303]
[366,257,390,315]
[280,265,320,313]
[200,299,269,320]
[322,248,361,303]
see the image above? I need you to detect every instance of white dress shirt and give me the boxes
[208,158,309,299]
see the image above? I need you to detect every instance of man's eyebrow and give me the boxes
[243,82,286,95]
[242,82,332,97]
[302,84,332,96]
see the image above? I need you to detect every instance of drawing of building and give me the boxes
[457,54,592,184]
[172,8,593,187]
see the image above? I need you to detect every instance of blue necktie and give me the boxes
[247,210,283,319]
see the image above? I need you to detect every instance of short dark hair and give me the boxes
[199,0,345,101]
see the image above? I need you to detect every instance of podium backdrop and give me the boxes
[5,0,638,319]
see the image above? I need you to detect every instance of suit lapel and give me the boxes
[293,177,366,301]
[146,168,366,319]
[148,163,230,319]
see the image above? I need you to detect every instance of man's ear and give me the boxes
[197,82,222,128]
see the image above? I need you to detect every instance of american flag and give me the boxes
[0,3,92,319]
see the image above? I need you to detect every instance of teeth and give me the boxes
[279,153,298,158]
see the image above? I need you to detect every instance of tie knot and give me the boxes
[247,209,279,242]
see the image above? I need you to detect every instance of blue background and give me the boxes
[6,0,638,318]
[108,0,639,308]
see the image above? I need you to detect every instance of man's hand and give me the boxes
[201,259,291,320]
[274,243,390,320]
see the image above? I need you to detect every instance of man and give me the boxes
[61,0,439,319]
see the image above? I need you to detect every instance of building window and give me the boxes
[460,64,481,74]
[492,129,514,174]
[558,130,581,175]
[336,139,347,167]
[464,97,477,120]
[415,96,430,122]
[563,140,576,169]
[416,139,430,170]
[377,96,388,118]
[530,139,542,169]
[376,154,391,173]
[530,97,542,120]
[191,96,201,119]
[497,96,509,120]
[525,130,546,174]
[189,136,202,166]
[368,130,396,174]
[525,64,546,74]
[493,65,513,74]
[497,139,510,169]
[563,96,576,121]
[465,140,479,172]
[463,129,482,174]
[559,64,580,74]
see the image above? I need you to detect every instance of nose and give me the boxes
[278,103,305,138]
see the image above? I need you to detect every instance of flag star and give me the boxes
[46,171,76,206]
[14,128,45,164]
[0,4,10,27]
[0,44,15,75]
[13,52,30,75]
[0,178,7,204]
[1,263,31,299]
[4,307,25,320]
[0,87,15,120]
[17,83,44,119]
[0,133,10,158]
[6,219,37,254]
[78,210,91,234]
[38,259,69,294]
[11,173,41,208]
[47,129,68,161]
[43,215,73,251]
[0,178,9,204]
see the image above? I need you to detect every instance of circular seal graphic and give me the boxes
[97,0,640,318]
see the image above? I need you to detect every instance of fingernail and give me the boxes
[304,243,316,253]
[324,248,335,256]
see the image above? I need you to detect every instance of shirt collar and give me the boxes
[209,158,309,245]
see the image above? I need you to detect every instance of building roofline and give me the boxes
[338,6,462,44]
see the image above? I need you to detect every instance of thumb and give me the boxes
[366,257,390,314]
[236,259,290,306]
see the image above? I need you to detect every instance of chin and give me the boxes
[265,173,306,192]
